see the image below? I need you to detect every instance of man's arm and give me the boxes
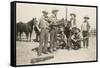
[38,17,44,29]
[71,35,76,42]
[81,23,83,32]
[87,22,90,31]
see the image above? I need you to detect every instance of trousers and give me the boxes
[50,28,57,51]
[38,28,49,55]
[82,31,89,48]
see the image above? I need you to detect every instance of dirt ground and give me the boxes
[16,34,96,65]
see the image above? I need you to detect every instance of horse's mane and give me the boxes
[27,19,34,26]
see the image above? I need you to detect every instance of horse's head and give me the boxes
[32,18,37,26]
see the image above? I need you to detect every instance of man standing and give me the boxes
[81,16,90,48]
[49,9,59,53]
[66,13,76,50]
[38,11,50,56]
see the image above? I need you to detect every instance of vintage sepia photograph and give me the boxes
[14,2,97,66]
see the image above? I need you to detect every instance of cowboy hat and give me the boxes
[84,16,90,19]
[52,9,59,13]
[70,13,76,17]
[42,11,48,14]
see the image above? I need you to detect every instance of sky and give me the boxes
[16,3,96,29]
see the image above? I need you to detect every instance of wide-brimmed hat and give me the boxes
[84,16,90,19]
[52,9,59,13]
[76,28,80,32]
[42,11,48,15]
[74,28,80,34]
[70,13,76,17]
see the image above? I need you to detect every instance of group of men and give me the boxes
[36,9,59,56]
[34,9,90,56]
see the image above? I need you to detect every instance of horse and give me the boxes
[16,18,37,41]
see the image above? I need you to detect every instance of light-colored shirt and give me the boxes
[49,14,58,25]
[81,21,90,31]
[39,15,49,29]
[70,18,76,27]
[82,22,87,31]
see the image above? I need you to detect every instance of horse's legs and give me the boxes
[16,31,18,40]
[19,32,22,41]
[26,33,29,41]
[30,32,32,41]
